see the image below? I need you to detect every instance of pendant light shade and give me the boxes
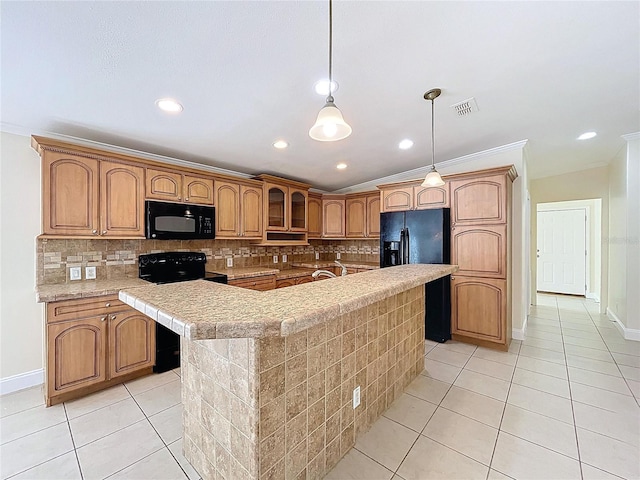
[309,96,352,141]
[421,88,445,188]
[309,0,352,142]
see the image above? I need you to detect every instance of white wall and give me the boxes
[0,132,44,391]
[530,166,610,312]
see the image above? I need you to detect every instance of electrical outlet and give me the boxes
[69,267,82,281]
[282,254,287,263]
[273,255,278,264]
[336,252,341,260]
[353,386,361,409]
[226,257,233,268]
[315,252,320,260]
[85,266,96,279]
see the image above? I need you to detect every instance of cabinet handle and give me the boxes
[92,229,98,235]
[105,302,111,307]
[100,316,107,322]
[110,315,117,320]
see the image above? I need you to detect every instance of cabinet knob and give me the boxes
[452,227,455,231]
[100,316,107,322]
[102,230,107,235]
[92,229,98,234]
[105,303,111,307]
[178,196,181,201]
[185,197,189,201]
[451,276,455,280]
[110,315,116,320]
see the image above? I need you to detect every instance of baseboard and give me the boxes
[607,308,640,341]
[0,369,44,396]
[512,316,528,341]
[586,292,600,302]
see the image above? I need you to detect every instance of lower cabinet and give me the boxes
[228,275,276,291]
[276,275,314,288]
[46,295,155,406]
[450,276,510,349]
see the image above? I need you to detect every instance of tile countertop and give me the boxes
[119,264,457,340]
[36,278,149,303]
[206,266,279,280]
[292,261,379,270]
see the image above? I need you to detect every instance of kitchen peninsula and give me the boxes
[120,263,456,480]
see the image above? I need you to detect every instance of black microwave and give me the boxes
[145,201,215,240]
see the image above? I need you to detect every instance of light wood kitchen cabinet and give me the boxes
[46,295,154,406]
[345,192,380,238]
[449,173,508,225]
[451,276,509,345]
[322,196,346,238]
[146,168,214,205]
[41,151,144,237]
[307,193,323,239]
[214,179,263,239]
[451,224,507,278]
[229,275,276,291]
[379,182,449,213]
[275,274,313,289]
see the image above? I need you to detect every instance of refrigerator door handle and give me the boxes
[399,229,405,265]
[404,227,410,264]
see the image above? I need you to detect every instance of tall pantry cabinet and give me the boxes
[449,166,517,350]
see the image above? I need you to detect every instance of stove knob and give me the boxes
[149,257,157,264]
[140,257,149,266]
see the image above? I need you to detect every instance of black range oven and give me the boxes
[139,252,227,372]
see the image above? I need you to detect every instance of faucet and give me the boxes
[334,260,348,276]
[312,269,337,279]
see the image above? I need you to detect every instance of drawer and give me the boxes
[228,275,276,291]
[47,295,127,323]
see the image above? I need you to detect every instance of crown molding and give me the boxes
[622,132,640,141]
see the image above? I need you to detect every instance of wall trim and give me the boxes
[621,132,640,141]
[512,316,528,341]
[586,292,600,302]
[0,369,44,396]
[607,308,640,341]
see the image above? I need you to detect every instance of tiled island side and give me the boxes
[120,264,457,480]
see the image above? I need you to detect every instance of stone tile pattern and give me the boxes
[37,238,379,285]
[181,286,425,480]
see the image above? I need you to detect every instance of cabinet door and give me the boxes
[100,161,145,237]
[381,187,413,212]
[214,181,240,238]
[183,175,214,205]
[276,278,296,289]
[346,197,366,238]
[322,199,345,238]
[451,276,507,344]
[47,317,107,395]
[307,195,323,239]
[229,275,276,291]
[450,175,507,225]
[289,190,308,232]
[266,185,288,231]
[43,152,99,235]
[146,168,183,202]
[296,275,313,285]
[240,185,263,238]
[452,225,507,278]
[108,310,155,380]
[414,184,449,209]
[366,194,381,237]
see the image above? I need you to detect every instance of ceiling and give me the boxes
[2,1,638,191]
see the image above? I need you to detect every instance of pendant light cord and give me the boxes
[431,97,435,168]
[328,0,333,100]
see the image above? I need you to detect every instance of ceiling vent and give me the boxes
[451,97,479,116]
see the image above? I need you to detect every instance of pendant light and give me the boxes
[421,88,445,187]
[309,0,352,142]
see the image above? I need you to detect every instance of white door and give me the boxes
[537,209,586,295]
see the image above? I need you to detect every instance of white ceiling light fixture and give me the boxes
[577,131,597,140]
[155,98,183,113]
[399,139,414,150]
[314,79,339,96]
[336,162,347,169]
[309,0,352,142]
[273,140,289,149]
[421,88,446,188]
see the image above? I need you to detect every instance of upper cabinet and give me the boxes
[322,196,346,238]
[345,192,380,238]
[40,149,144,238]
[449,173,509,225]
[214,179,263,239]
[379,182,449,212]
[254,174,310,244]
[146,168,214,205]
[307,193,323,239]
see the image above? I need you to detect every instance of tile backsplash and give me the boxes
[36,238,380,285]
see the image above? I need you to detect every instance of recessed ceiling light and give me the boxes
[336,163,347,170]
[314,79,339,96]
[155,98,183,113]
[399,139,414,150]
[273,140,289,149]
[577,131,597,140]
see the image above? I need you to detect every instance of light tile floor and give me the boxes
[1,294,638,480]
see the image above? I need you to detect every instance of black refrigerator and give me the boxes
[380,209,451,342]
